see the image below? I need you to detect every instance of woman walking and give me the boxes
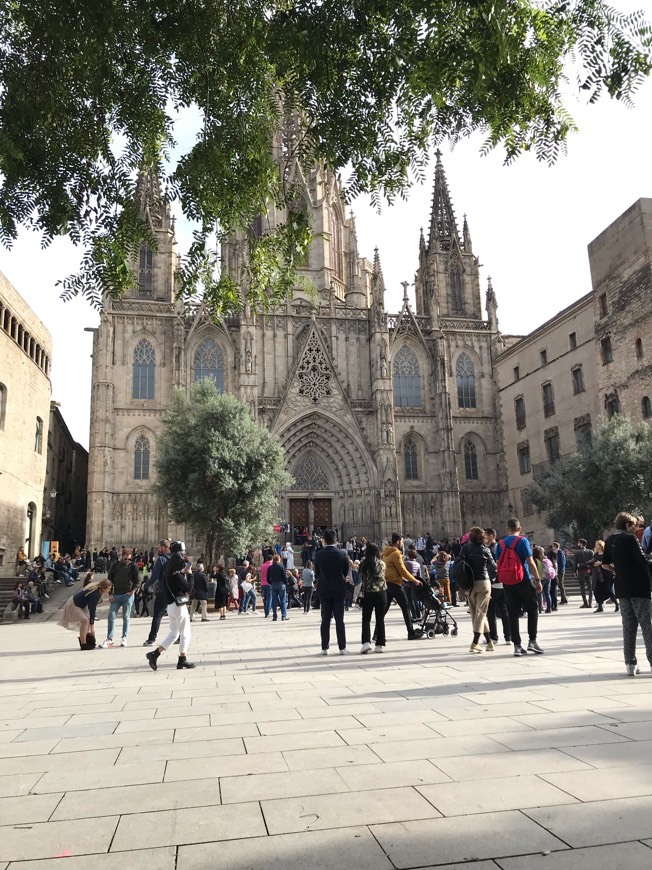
[213,564,229,619]
[460,527,497,654]
[359,543,387,653]
[603,512,652,676]
[58,578,112,648]
[145,542,196,671]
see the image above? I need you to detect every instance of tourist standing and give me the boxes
[267,555,289,621]
[552,541,568,606]
[602,512,652,676]
[213,565,229,619]
[359,543,387,654]
[101,548,139,648]
[260,554,272,616]
[314,528,350,655]
[301,561,315,613]
[190,562,210,621]
[574,539,594,608]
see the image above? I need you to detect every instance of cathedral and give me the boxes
[86,149,509,552]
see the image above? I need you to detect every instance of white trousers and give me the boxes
[161,602,191,655]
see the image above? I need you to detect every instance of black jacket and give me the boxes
[603,532,650,599]
[267,562,287,584]
[192,570,209,600]
[314,545,350,598]
[460,542,497,583]
[163,552,191,605]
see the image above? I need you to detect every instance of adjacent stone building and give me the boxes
[0,272,52,566]
[42,401,88,555]
[496,197,652,544]
[86,151,509,551]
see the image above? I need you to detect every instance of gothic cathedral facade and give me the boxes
[86,153,509,551]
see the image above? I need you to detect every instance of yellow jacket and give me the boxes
[382,545,418,586]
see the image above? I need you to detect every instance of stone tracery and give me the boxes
[297,333,332,403]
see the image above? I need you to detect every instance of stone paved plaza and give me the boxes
[2,602,652,869]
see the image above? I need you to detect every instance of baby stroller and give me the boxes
[413,583,458,639]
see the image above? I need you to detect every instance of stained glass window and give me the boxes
[464,440,478,480]
[133,339,155,399]
[292,455,329,490]
[456,353,476,408]
[393,345,422,408]
[194,338,224,391]
[404,439,418,480]
[134,436,150,480]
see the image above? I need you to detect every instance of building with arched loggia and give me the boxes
[86,150,509,551]
[0,272,53,565]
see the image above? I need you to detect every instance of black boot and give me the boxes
[177,656,196,669]
[146,650,160,671]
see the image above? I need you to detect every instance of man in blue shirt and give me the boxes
[551,542,568,606]
[143,539,172,646]
[641,522,652,555]
[495,518,543,657]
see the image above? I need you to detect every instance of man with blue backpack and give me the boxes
[495,518,544,657]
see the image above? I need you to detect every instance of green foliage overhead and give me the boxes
[528,415,652,542]
[0,0,650,311]
[153,380,291,559]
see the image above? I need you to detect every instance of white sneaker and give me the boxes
[100,639,114,649]
[360,642,372,655]
[626,664,640,676]
[120,638,128,647]
[339,648,351,655]
[321,649,329,656]
[374,646,384,653]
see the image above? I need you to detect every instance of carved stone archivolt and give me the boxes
[291,455,330,490]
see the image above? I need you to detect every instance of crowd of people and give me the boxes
[14,510,651,678]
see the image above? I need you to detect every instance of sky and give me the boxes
[1,12,651,451]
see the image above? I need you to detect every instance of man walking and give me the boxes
[101,547,139,648]
[495,518,543,657]
[143,539,172,647]
[314,528,350,655]
[381,533,422,640]
[574,539,594,608]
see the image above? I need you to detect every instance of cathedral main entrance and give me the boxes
[289,497,333,543]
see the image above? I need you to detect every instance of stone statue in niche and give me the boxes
[380,339,388,379]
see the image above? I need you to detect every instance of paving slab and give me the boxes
[370,811,567,868]
[560,738,652,768]
[0,748,120,777]
[6,846,176,870]
[416,773,578,815]
[110,802,265,851]
[541,763,652,801]
[524,795,652,847]
[491,725,629,751]
[0,773,43,798]
[0,793,63,825]
[32,761,166,794]
[282,744,383,771]
[335,759,452,791]
[177,825,392,870]
[496,841,652,869]
[220,767,349,804]
[434,748,593,782]
[0,816,118,862]
[52,777,223,820]
[262,784,441,834]
[164,751,289,781]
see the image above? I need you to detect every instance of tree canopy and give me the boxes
[0,0,650,312]
[153,380,291,561]
[528,415,652,542]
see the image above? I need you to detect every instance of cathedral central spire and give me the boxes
[428,150,460,251]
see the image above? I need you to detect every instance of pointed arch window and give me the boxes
[464,439,479,480]
[0,382,6,430]
[643,396,651,420]
[330,204,343,279]
[194,338,224,391]
[449,264,464,315]
[404,438,418,480]
[456,353,476,408]
[138,245,154,297]
[393,345,422,408]
[132,339,155,399]
[134,436,150,480]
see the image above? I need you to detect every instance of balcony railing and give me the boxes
[532,453,573,481]
[543,401,556,417]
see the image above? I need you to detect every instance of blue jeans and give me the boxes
[243,589,257,612]
[262,585,272,616]
[271,583,287,619]
[538,579,552,612]
[107,593,134,640]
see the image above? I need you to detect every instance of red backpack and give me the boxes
[497,536,525,585]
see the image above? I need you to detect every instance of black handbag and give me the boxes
[166,572,189,607]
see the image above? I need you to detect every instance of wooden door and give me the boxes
[313,498,332,529]
[289,499,309,528]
